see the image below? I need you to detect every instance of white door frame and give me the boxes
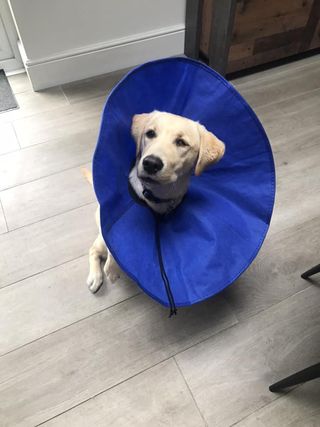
[0,0,23,73]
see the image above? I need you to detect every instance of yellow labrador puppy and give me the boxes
[87,111,225,293]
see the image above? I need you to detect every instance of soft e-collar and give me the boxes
[93,57,275,311]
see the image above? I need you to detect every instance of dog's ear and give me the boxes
[131,113,150,154]
[195,124,225,176]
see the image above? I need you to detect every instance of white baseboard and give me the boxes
[22,25,185,91]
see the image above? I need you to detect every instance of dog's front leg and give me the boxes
[104,249,122,283]
[87,234,108,293]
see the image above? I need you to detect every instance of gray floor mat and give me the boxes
[0,69,18,113]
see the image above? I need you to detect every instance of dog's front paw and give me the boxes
[87,271,104,293]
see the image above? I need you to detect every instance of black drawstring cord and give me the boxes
[154,214,177,317]
[128,175,177,316]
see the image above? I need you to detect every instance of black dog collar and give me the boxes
[128,179,175,206]
[142,188,174,204]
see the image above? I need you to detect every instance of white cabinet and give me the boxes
[0,0,23,72]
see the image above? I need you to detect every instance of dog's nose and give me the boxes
[143,155,163,174]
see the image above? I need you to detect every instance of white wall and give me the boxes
[8,0,186,90]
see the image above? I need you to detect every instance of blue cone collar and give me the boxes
[93,57,275,308]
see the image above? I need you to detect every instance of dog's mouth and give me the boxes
[138,175,160,185]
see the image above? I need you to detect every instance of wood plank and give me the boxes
[227,41,301,73]
[223,216,320,320]
[300,0,320,51]
[184,0,203,59]
[253,28,305,55]
[231,52,320,85]
[61,68,128,104]
[0,255,139,355]
[256,87,320,141]
[200,0,313,55]
[233,0,313,25]
[0,294,237,426]
[0,203,97,288]
[270,125,319,167]
[232,5,311,45]
[0,202,7,234]
[1,163,95,230]
[270,146,320,236]
[229,41,254,61]
[0,128,97,191]
[236,379,320,427]
[7,72,32,95]
[251,89,320,238]
[43,359,205,427]
[0,122,20,155]
[12,96,104,148]
[0,86,69,123]
[208,0,237,75]
[176,286,320,427]
[310,18,320,49]
[234,58,320,108]
[200,0,316,72]
[199,0,214,54]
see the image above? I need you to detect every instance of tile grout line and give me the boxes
[0,128,98,158]
[0,196,9,233]
[34,356,179,427]
[231,56,320,88]
[1,60,318,156]
[0,293,239,360]
[224,284,314,326]
[11,123,100,152]
[230,387,295,427]
[0,100,73,127]
[175,285,314,362]
[0,196,314,344]
[5,285,315,424]
[34,315,243,427]
[0,318,242,427]
[1,80,319,159]
[248,86,320,113]
[10,121,21,150]
[1,283,314,406]
[0,253,89,292]
[173,356,209,427]
[10,318,246,425]
[268,212,320,240]
[0,160,94,192]
[7,93,105,127]
[5,197,95,233]
[59,85,112,106]
[0,196,9,231]
[0,292,141,360]
[59,84,71,105]
[33,312,244,425]
[2,199,95,233]
[0,86,317,190]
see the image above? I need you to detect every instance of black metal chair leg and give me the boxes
[301,264,320,279]
[269,363,320,392]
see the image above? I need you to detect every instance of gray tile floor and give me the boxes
[0,56,319,426]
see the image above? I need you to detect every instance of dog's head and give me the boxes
[131,111,225,184]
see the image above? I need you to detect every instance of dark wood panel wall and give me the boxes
[185,0,320,75]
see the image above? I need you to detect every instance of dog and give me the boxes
[87,111,225,293]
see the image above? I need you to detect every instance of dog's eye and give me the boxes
[146,129,156,138]
[175,138,188,147]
